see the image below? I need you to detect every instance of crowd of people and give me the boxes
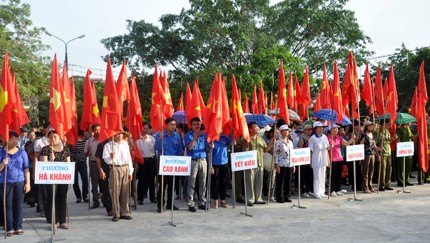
[0,115,429,237]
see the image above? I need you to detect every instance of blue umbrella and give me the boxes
[313,109,352,125]
[173,111,187,123]
[244,113,276,127]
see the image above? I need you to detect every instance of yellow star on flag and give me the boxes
[151,92,156,104]
[194,105,200,111]
[92,105,99,116]
[50,88,62,111]
[0,85,7,113]
[103,96,108,108]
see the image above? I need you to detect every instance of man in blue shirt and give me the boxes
[154,117,183,213]
[185,117,211,212]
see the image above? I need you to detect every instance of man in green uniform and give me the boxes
[375,121,394,191]
[396,123,414,186]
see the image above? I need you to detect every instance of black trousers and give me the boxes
[330,162,343,192]
[276,167,292,201]
[211,164,229,200]
[157,175,173,208]
[44,184,68,224]
[73,160,89,200]
[137,157,157,202]
[101,162,112,212]
[299,165,313,193]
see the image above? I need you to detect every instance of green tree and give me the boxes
[101,0,371,104]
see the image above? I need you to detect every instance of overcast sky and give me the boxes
[22,0,430,79]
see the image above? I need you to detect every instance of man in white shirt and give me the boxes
[102,131,134,222]
[135,123,156,205]
[85,124,101,209]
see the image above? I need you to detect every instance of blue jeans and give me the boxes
[0,182,25,231]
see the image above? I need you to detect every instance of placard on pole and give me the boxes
[231,150,258,217]
[396,142,414,194]
[346,144,364,202]
[290,147,310,209]
[159,155,191,227]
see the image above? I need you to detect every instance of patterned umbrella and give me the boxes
[244,113,276,127]
[268,108,302,122]
[375,113,416,124]
[313,109,352,125]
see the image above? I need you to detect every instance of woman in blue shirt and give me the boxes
[0,131,31,237]
[211,134,232,208]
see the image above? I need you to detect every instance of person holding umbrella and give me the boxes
[308,121,330,199]
[0,131,31,236]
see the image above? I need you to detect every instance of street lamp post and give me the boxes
[45,31,85,70]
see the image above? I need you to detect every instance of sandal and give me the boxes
[60,223,69,229]
[7,230,14,237]
[15,229,24,235]
[213,200,218,209]
[221,202,229,208]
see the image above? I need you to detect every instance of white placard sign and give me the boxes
[290,148,311,166]
[35,162,75,184]
[231,150,258,172]
[159,155,191,176]
[346,144,365,162]
[396,142,414,157]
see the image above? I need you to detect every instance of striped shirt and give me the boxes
[73,139,87,162]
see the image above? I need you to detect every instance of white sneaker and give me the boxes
[302,193,309,198]
[331,191,337,197]
[336,191,344,196]
[340,189,347,193]
[321,194,328,198]
[314,194,322,199]
[308,192,315,197]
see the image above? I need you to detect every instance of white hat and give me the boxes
[279,124,291,131]
[313,121,328,128]
[363,121,373,127]
[329,123,340,129]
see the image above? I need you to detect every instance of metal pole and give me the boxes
[170,176,176,226]
[3,145,8,239]
[231,130,236,209]
[267,125,276,205]
[206,147,213,212]
[87,156,90,210]
[241,170,252,217]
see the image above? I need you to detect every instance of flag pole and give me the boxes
[87,156,91,210]
[3,143,8,239]
[111,136,117,218]
[206,145,213,212]
[328,78,334,199]
[267,73,276,205]
[231,129,236,208]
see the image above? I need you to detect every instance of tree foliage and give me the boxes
[101,0,371,103]
[0,0,50,99]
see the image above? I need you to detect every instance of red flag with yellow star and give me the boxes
[314,91,321,113]
[176,92,184,111]
[277,60,290,124]
[374,67,385,116]
[99,58,122,142]
[321,64,332,109]
[150,65,164,132]
[66,77,78,146]
[186,80,205,126]
[387,65,398,126]
[243,95,250,113]
[61,63,73,134]
[204,73,224,142]
[287,71,295,110]
[333,60,344,123]
[9,71,23,134]
[258,82,267,114]
[231,74,250,142]
[0,53,15,141]
[80,69,96,131]
[161,71,174,118]
[116,60,130,120]
[49,55,66,140]
[126,76,143,140]
[417,61,428,172]
[252,84,258,114]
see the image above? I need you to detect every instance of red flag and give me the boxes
[161,71,174,118]
[417,61,428,172]
[12,72,29,128]
[277,60,290,124]
[314,91,321,113]
[126,76,143,140]
[61,63,73,134]
[258,82,267,114]
[9,71,21,134]
[383,77,389,100]
[0,52,14,141]
[116,60,130,120]
[49,55,66,140]
[300,66,311,107]
[80,70,96,131]
[270,91,275,119]
[287,71,295,110]
[91,81,101,125]
[342,52,360,118]
[149,65,165,132]
[409,87,418,118]
[294,75,301,111]
[220,77,231,135]
[204,73,224,142]
[176,92,184,111]
[252,84,258,114]
[374,67,385,116]
[321,64,332,109]
[362,63,373,113]
[231,74,250,142]
[99,58,122,142]
[187,80,205,126]
[333,60,344,123]
[243,95,250,113]
[66,77,78,146]
[184,82,192,124]
[387,65,398,126]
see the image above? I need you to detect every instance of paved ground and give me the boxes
[6,172,430,243]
